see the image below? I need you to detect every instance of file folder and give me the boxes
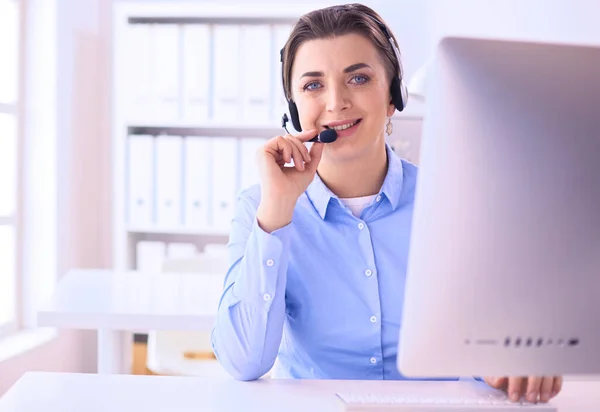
[151,24,181,122]
[127,135,154,227]
[136,240,166,273]
[183,136,211,228]
[125,24,153,123]
[241,25,271,123]
[155,135,183,227]
[239,137,265,191]
[213,25,240,123]
[211,137,238,231]
[182,24,211,122]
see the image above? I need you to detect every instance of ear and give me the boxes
[387,101,396,118]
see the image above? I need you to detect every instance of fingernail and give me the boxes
[540,393,550,403]
[527,392,538,403]
[510,392,520,402]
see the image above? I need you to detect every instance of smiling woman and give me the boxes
[210,3,419,382]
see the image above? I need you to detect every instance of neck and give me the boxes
[317,139,388,199]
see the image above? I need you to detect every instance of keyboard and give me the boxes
[335,392,557,411]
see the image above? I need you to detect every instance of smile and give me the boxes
[326,119,362,131]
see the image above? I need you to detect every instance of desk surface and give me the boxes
[1,372,600,412]
[37,269,222,331]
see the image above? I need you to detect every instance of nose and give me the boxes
[325,84,351,113]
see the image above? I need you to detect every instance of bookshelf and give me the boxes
[111,2,423,272]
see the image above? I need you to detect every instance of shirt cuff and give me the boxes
[231,218,292,307]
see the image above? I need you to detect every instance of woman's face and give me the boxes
[291,33,395,160]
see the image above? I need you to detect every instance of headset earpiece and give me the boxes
[288,100,302,132]
[390,76,408,112]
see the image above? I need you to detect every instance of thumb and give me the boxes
[305,142,325,173]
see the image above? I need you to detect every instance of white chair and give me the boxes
[145,254,230,377]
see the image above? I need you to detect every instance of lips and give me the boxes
[325,119,362,131]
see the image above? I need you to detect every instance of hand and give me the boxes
[484,376,563,403]
[257,129,324,200]
[255,129,324,233]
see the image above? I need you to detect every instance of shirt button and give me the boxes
[263,293,272,301]
[370,316,377,323]
[357,222,365,230]
[376,195,382,202]
[266,259,274,267]
[370,357,377,364]
[365,269,373,277]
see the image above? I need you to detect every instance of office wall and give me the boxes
[0,0,111,396]
[428,0,600,48]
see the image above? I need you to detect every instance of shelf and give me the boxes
[126,226,230,236]
[127,123,284,138]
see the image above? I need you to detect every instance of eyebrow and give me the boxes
[299,63,372,79]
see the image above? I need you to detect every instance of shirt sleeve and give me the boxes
[211,188,292,381]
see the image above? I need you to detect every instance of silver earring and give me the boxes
[386,118,393,136]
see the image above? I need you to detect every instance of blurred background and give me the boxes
[0,0,599,395]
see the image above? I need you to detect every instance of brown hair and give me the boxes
[281,3,402,101]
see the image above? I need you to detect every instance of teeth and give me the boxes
[330,120,358,131]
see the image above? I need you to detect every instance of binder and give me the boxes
[239,137,265,191]
[182,24,210,122]
[125,24,153,122]
[166,242,197,258]
[241,25,271,123]
[151,24,181,122]
[127,135,154,227]
[211,137,238,231]
[213,25,240,123]
[155,135,183,227]
[183,136,211,228]
[136,241,166,273]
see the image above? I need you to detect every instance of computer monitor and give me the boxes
[397,36,600,378]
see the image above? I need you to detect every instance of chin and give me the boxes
[325,132,382,161]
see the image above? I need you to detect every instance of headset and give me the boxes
[280,11,408,134]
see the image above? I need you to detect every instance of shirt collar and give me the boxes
[306,143,405,220]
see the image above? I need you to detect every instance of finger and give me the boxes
[540,377,554,403]
[485,377,508,390]
[292,128,320,143]
[551,376,563,398]
[285,135,311,163]
[508,377,525,402]
[264,136,293,165]
[526,376,543,403]
[285,137,306,171]
[305,141,325,173]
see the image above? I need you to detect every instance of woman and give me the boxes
[211,3,562,404]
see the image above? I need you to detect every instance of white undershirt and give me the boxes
[339,194,378,218]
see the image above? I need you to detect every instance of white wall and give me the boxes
[428,0,600,50]
[0,0,112,396]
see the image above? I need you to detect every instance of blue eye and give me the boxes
[303,81,322,91]
[351,74,369,84]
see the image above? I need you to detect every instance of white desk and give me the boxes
[1,372,600,412]
[37,269,223,374]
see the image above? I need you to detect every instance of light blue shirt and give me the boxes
[211,144,459,381]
